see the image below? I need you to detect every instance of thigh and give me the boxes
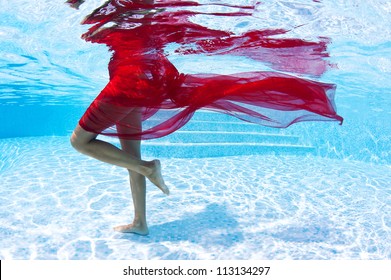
[116,108,142,158]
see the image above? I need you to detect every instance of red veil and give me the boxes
[73,0,343,139]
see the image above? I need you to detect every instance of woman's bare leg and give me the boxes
[113,109,149,235]
[70,123,169,195]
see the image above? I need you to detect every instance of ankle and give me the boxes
[133,217,147,227]
[140,161,154,177]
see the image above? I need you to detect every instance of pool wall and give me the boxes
[1,99,390,164]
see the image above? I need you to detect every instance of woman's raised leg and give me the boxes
[70,119,169,195]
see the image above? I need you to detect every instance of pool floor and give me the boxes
[0,136,390,260]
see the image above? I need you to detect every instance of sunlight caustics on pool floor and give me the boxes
[1,136,390,260]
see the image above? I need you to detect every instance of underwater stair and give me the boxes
[138,111,316,158]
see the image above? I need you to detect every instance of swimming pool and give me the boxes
[1,0,390,260]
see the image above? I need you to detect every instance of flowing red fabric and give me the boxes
[75,0,343,140]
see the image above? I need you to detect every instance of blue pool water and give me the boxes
[1,0,391,259]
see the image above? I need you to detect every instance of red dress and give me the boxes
[76,0,343,140]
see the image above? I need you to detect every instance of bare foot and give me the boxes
[113,223,149,235]
[146,160,169,195]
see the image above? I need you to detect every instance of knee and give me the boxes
[70,125,97,154]
[70,133,86,153]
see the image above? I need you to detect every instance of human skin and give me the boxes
[68,0,167,235]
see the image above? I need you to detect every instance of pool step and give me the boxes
[141,142,315,158]
[102,111,316,158]
[103,130,315,158]
[149,131,300,145]
[146,120,281,133]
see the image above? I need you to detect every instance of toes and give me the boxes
[162,185,169,195]
[150,160,169,195]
